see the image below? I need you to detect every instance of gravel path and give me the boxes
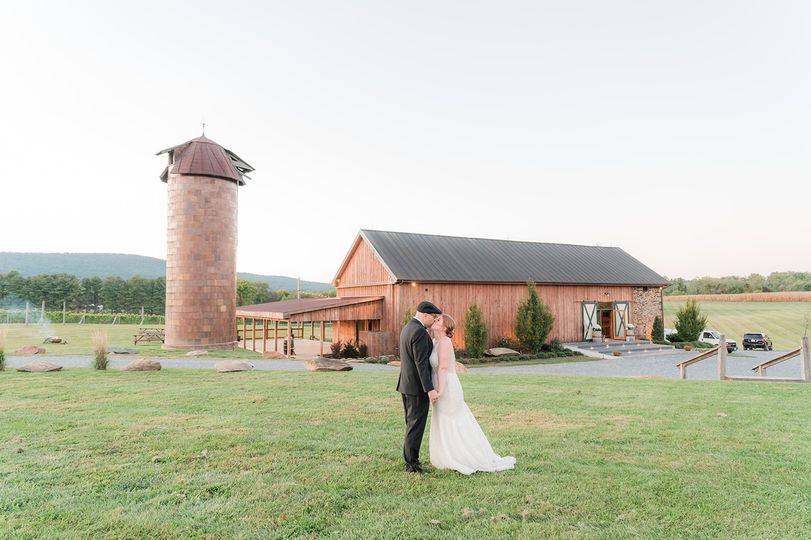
[5,350,804,381]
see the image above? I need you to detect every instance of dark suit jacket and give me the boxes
[396,318,435,395]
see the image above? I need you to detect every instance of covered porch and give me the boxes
[235,296,386,358]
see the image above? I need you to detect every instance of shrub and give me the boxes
[494,336,518,349]
[357,341,368,358]
[666,332,680,343]
[515,280,555,354]
[652,316,665,342]
[0,328,6,371]
[91,330,109,370]
[463,304,487,359]
[674,299,707,342]
[341,341,360,359]
[401,308,415,328]
[330,340,343,357]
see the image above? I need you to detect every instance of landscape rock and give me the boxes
[185,349,208,357]
[484,347,520,357]
[122,358,162,371]
[305,357,353,372]
[42,336,67,344]
[110,347,139,355]
[262,351,286,359]
[15,345,46,356]
[214,360,254,373]
[612,350,622,356]
[16,360,62,372]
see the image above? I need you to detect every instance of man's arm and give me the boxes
[412,328,435,393]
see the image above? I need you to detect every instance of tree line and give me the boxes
[664,271,811,295]
[0,271,334,315]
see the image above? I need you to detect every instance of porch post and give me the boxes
[274,321,279,352]
[241,317,246,349]
[262,319,268,354]
[717,334,727,380]
[286,320,292,357]
[320,321,325,355]
[252,318,257,351]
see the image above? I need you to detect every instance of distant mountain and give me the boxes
[0,252,334,292]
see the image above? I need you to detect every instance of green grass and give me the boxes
[1,370,808,538]
[1,324,262,359]
[665,301,811,350]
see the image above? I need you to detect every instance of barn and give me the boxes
[236,230,669,356]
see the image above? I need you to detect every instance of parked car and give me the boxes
[743,332,773,351]
[698,330,737,352]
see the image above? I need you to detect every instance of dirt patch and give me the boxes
[502,411,581,430]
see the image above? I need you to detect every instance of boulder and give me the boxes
[455,361,468,373]
[110,347,139,355]
[122,358,162,371]
[612,350,622,356]
[262,351,286,359]
[17,360,62,372]
[185,349,208,357]
[214,360,254,373]
[305,357,353,372]
[15,345,46,356]
[484,347,520,357]
[43,336,66,344]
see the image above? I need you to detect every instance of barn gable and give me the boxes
[333,233,395,287]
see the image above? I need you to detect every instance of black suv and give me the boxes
[743,332,773,351]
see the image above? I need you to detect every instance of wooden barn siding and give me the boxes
[394,283,635,348]
[336,240,392,287]
[289,301,382,323]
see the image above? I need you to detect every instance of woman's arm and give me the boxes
[436,337,452,396]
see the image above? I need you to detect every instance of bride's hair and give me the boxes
[439,314,456,338]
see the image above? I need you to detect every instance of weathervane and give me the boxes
[201,119,206,136]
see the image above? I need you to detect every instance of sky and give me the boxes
[1,1,809,283]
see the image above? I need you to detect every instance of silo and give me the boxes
[156,135,254,349]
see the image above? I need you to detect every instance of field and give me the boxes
[1,370,809,538]
[0,324,261,359]
[664,301,811,350]
[665,291,811,302]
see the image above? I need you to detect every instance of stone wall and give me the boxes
[633,287,663,339]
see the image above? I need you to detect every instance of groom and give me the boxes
[397,300,442,473]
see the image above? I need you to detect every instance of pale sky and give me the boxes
[1,1,809,283]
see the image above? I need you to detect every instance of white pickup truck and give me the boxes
[699,330,737,353]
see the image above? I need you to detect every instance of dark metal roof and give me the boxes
[237,296,383,319]
[156,135,254,185]
[359,230,669,287]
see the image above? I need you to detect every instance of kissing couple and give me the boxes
[397,301,516,475]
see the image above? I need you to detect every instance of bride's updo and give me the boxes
[439,314,456,338]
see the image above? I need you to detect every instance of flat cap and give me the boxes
[416,300,442,315]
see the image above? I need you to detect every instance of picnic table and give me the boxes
[133,327,165,345]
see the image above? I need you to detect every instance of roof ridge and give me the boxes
[360,229,621,250]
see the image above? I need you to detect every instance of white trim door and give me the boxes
[582,301,598,341]
[613,301,629,339]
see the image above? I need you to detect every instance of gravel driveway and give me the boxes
[5,350,805,381]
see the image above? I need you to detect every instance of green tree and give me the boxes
[515,280,555,354]
[463,304,487,358]
[652,315,664,342]
[674,299,707,341]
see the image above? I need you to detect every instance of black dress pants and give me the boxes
[401,392,430,469]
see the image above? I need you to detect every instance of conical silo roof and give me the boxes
[157,135,254,185]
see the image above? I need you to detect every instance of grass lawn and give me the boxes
[1,324,262,359]
[1,370,808,538]
[664,301,811,350]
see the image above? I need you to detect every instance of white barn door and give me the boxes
[613,301,629,339]
[581,301,598,341]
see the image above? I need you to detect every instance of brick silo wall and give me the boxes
[164,173,238,349]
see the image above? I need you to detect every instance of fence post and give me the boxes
[717,334,727,380]
[62,301,66,324]
[801,336,810,383]
[39,301,45,324]
[25,301,30,325]
[139,306,145,326]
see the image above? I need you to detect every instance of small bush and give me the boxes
[0,328,6,371]
[340,340,360,359]
[674,299,707,342]
[330,340,343,357]
[652,316,665,342]
[494,336,518,349]
[515,280,555,354]
[92,330,109,370]
[357,341,368,358]
[666,333,680,343]
[549,338,564,352]
[463,304,488,359]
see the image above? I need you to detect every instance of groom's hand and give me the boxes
[428,390,439,402]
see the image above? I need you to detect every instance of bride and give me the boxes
[428,314,516,475]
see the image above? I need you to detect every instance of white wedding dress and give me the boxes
[429,338,516,475]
